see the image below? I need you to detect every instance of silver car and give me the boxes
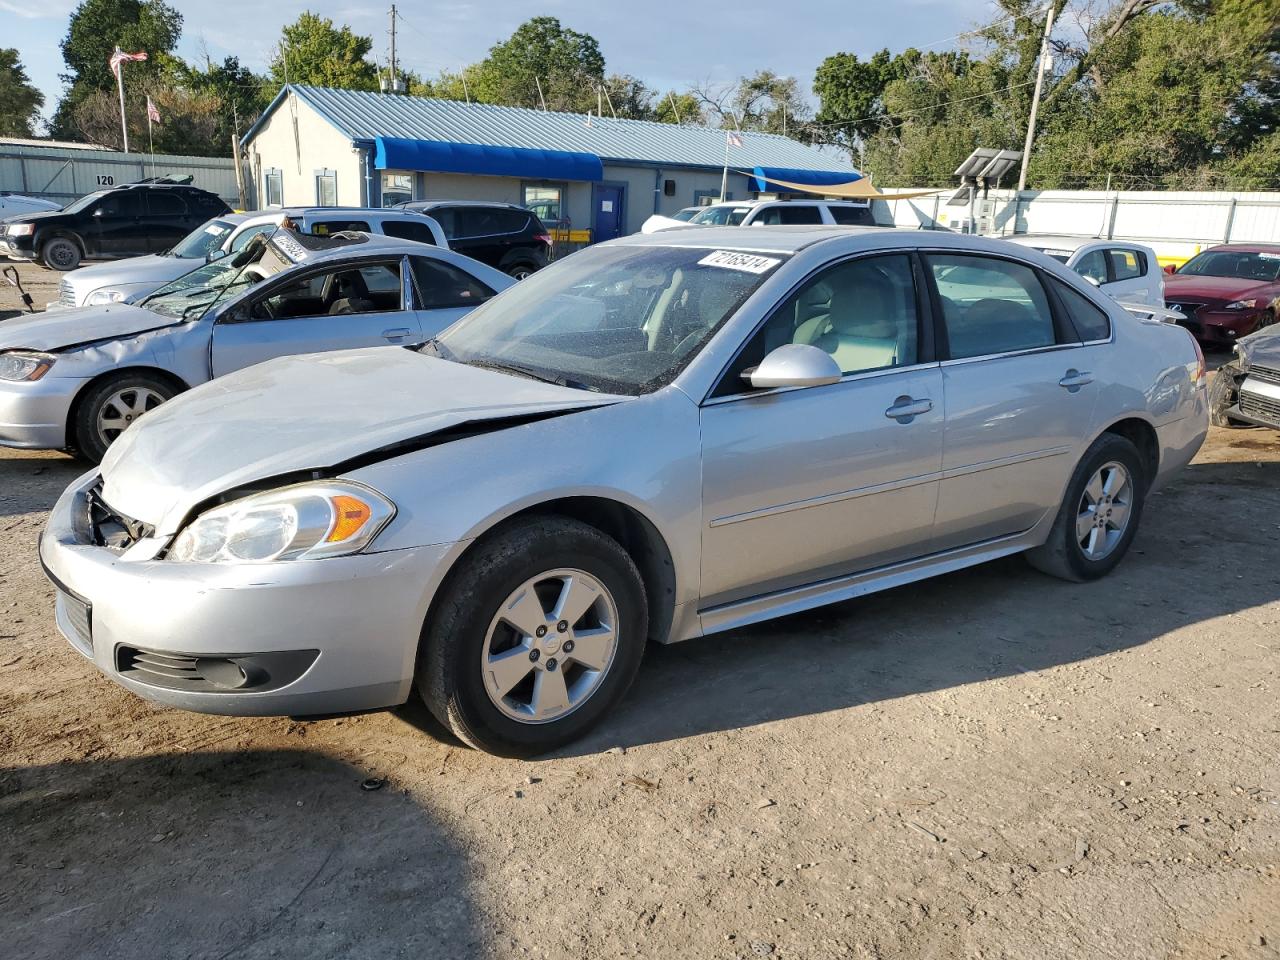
[54,208,450,309]
[0,230,511,460]
[39,227,1209,757]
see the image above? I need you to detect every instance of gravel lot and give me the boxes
[1,266,1278,959]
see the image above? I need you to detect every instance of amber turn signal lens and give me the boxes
[327,495,373,543]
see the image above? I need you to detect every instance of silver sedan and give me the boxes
[40,227,1208,756]
[0,230,512,460]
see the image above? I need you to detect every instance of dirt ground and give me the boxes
[1,265,1278,960]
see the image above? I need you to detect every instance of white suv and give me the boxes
[643,198,878,233]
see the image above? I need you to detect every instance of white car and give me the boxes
[1000,235,1164,311]
[0,193,61,221]
[643,199,878,233]
[54,208,449,309]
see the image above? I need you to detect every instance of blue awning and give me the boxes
[374,136,603,181]
[750,166,862,193]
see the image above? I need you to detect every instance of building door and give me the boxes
[594,184,625,241]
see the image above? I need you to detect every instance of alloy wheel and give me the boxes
[480,568,620,723]
[96,386,166,447]
[1076,460,1133,561]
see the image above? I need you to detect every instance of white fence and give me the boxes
[0,142,248,208]
[874,188,1280,264]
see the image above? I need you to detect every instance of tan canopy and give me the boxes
[738,171,943,201]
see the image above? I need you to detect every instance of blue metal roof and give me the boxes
[246,85,859,176]
[373,136,603,180]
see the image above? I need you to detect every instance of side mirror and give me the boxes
[92,208,104,218]
[206,248,227,263]
[1164,264,1177,275]
[743,344,842,390]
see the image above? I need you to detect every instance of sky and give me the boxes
[3,0,996,128]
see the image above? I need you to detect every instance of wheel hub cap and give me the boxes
[96,386,166,447]
[481,568,619,724]
[1075,461,1133,561]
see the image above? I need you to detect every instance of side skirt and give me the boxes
[695,531,1037,639]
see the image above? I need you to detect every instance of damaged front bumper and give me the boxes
[0,374,85,449]
[39,471,459,717]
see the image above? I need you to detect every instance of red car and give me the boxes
[1163,243,1280,346]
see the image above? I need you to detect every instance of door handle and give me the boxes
[1059,369,1094,391]
[381,328,412,342]
[884,396,933,423]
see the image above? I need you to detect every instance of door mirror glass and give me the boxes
[92,207,105,217]
[745,344,842,389]
[206,248,227,263]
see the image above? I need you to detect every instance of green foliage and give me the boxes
[52,0,183,138]
[465,17,605,113]
[269,12,378,91]
[652,91,704,126]
[0,49,44,137]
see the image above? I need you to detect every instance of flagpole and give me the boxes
[719,134,729,202]
[116,60,130,153]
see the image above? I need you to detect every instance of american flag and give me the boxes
[726,131,743,148]
[109,47,147,78]
[146,96,161,124]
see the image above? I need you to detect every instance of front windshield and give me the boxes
[691,206,751,226]
[60,191,109,215]
[142,235,292,320]
[169,219,235,258]
[1031,247,1072,264]
[1177,250,1280,282]
[433,244,788,395]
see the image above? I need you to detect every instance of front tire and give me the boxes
[417,515,647,757]
[72,372,177,462]
[41,237,82,271]
[1208,360,1249,428]
[1025,433,1147,583]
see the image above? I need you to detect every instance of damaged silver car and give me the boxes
[0,229,511,460]
[40,228,1208,757]
[1209,325,1280,430]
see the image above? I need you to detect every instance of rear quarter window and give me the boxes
[381,219,437,245]
[828,206,875,226]
[1051,278,1112,341]
[1107,248,1146,281]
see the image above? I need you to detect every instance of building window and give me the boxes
[264,168,283,207]
[315,169,338,207]
[381,172,413,207]
[522,183,564,224]
[693,189,720,206]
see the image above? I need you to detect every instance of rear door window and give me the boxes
[828,205,875,226]
[409,256,495,308]
[927,254,1058,359]
[457,207,507,238]
[381,219,437,245]
[426,206,458,237]
[147,193,188,217]
[1107,248,1146,281]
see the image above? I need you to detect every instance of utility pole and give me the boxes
[388,5,399,93]
[1017,2,1055,193]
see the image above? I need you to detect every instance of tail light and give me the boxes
[1189,332,1206,388]
[534,233,552,246]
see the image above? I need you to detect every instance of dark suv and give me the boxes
[0,182,231,271]
[396,201,551,279]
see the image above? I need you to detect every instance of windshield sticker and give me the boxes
[698,250,782,274]
[269,232,309,263]
[1259,252,1280,261]
[204,224,224,235]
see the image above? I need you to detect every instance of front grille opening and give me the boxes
[1250,365,1280,387]
[86,480,154,550]
[115,646,319,694]
[1239,390,1280,426]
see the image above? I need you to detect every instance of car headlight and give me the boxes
[1224,299,1258,310]
[5,223,34,237]
[85,288,127,306]
[168,481,396,563]
[0,351,55,382]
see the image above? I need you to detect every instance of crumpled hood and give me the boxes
[65,255,193,293]
[1237,326,1280,368]
[1164,274,1275,305]
[101,347,624,534]
[0,303,180,352]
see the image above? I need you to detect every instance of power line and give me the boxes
[916,3,1053,51]
[811,78,1040,132]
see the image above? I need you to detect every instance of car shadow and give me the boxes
[558,459,1280,756]
[0,453,83,519]
[0,751,485,960]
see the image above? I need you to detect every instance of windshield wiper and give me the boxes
[470,359,592,390]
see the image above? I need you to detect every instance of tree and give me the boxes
[181,55,272,149]
[813,49,907,153]
[468,17,605,113]
[52,0,183,138]
[652,91,703,126]
[269,12,378,91]
[0,49,44,137]
[691,71,811,136]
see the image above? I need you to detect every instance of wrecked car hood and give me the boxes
[101,347,625,534]
[0,303,180,352]
[1164,275,1276,303]
[66,255,193,289]
[1238,326,1280,368]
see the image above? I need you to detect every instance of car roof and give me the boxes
[265,229,448,264]
[1204,243,1280,253]
[407,200,526,210]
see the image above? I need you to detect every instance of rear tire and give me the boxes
[41,237,82,271]
[72,372,177,463]
[417,515,647,757]
[1025,433,1147,583]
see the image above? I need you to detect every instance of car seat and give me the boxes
[811,278,905,372]
[328,271,375,315]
